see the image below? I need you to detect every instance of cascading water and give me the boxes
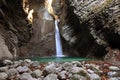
[45,0,64,57]
[55,20,64,57]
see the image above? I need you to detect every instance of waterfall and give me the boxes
[55,20,64,57]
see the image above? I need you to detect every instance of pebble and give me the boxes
[17,66,30,73]
[8,68,18,77]
[3,60,13,65]
[0,72,8,80]
[44,74,58,80]
[108,77,120,80]
[108,72,117,77]
[89,73,101,80]
[44,63,56,73]
[109,66,119,71]
[31,61,40,67]
[31,69,42,78]
[72,61,82,67]
[70,74,87,80]
[24,59,32,63]
[0,66,8,72]
[71,67,85,74]
[62,62,73,71]
[19,73,34,80]
[0,59,119,80]
[58,71,67,79]
[87,69,94,74]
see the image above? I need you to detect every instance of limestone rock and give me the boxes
[24,59,32,63]
[89,73,101,80]
[31,61,40,67]
[17,66,30,73]
[70,74,87,80]
[0,72,8,80]
[109,66,120,71]
[58,71,67,79]
[7,68,18,78]
[19,73,37,80]
[0,66,8,72]
[31,69,42,78]
[0,35,13,59]
[3,60,13,65]
[71,67,85,74]
[62,62,73,71]
[44,74,58,80]
[44,63,56,73]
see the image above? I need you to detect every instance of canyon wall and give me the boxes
[0,0,119,60]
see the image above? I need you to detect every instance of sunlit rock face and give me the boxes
[18,0,56,57]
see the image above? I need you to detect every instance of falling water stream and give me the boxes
[55,20,64,57]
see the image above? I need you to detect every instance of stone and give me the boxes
[3,60,13,65]
[19,73,38,80]
[58,71,67,79]
[17,66,30,73]
[108,72,117,77]
[7,68,18,78]
[13,61,21,68]
[31,61,39,67]
[109,66,119,71]
[0,66,8,72]
[44,63,56,73]
[62,62,73,71]
[0,72,8,80]
[89,64,100,73]
[87,69,94,74]
[89,73,101,80]
[23,59,32,67]
[24,59,32,63]
[108,77,120,80]
[72,61,82,67]
[44,74,58,80]
[71,67,84,74]
[55,66,62,73]
[70,74,87,80]
[31,69,42,78]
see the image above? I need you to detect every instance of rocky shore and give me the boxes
[0,59,120,80]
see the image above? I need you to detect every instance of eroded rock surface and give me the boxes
[0,0,120,61]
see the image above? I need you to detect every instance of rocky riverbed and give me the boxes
[0,59,120,80]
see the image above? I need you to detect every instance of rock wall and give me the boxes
[54,0,120,58]
[0,0,119,60]
[60,0,120,59]
[0,0,31,59]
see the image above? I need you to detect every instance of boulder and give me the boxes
[0,72,8,80]
[31,69,42,78]
[44,74,58,80]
